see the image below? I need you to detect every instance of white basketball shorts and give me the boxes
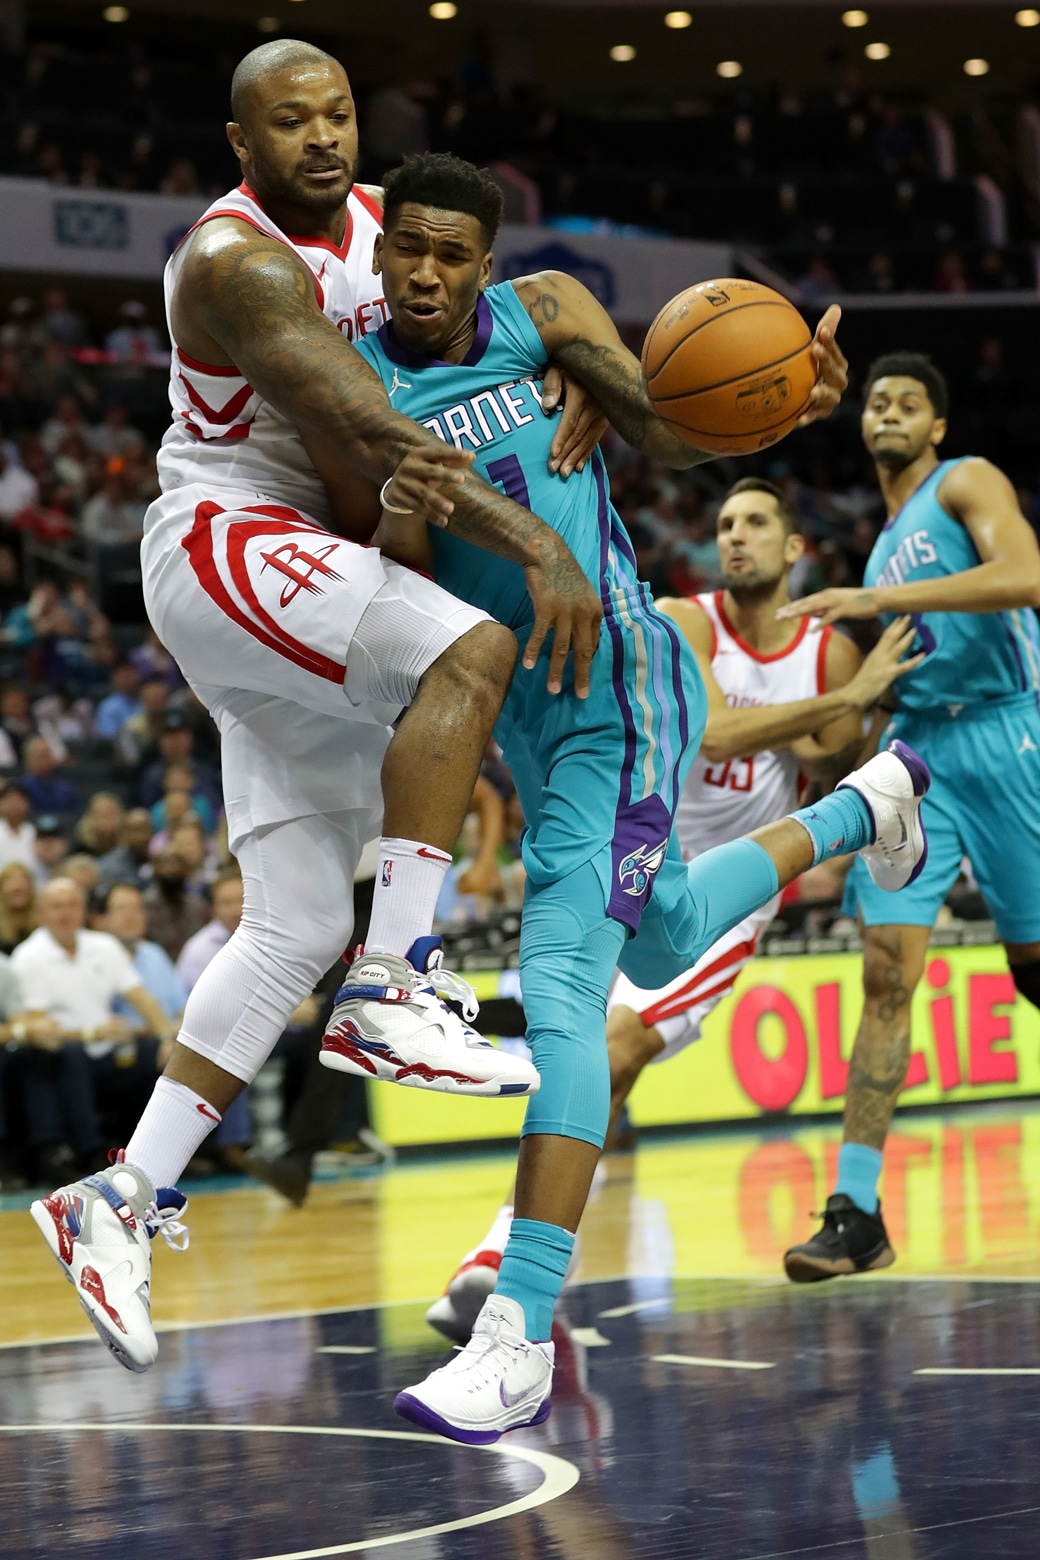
[142,484,491,850]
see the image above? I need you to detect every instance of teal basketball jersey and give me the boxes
[355,281,644,629]
[864,457,1040,715]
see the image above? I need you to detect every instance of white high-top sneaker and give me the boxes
[837,739,930,891]
[396,1294,554,1445]
[30,1160,189,1373]
[320,936,540,1098]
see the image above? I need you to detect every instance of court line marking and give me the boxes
[744,1502,1040,1558]
[652,1353,775,1370]
[569,1327,612,1348]
[0,1423,580,1558]
[914,1367,1040,1376]
[598,1299,671,1318]
[315,1346,377,1355]
[6,1270,1040,1353]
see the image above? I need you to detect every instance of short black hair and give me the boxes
[382,153,504,249]
[864,352,948,419]
[723,476,800,536]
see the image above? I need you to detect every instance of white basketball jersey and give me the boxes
[676,591,832,859]
[156,181,387,526]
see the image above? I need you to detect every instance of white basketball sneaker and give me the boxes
[395,1294,554,1444]
[30,1159,189,1373]
[838,739,930,892]
[320,936,540,1098]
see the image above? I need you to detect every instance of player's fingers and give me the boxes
[523,611,550,671]
[776,598,814,619]
[814,304,842,344]
[893,653,928,678]
[547,609,573,695]
[571,608,600,699]
[541,364,563,413]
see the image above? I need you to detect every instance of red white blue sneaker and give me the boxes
[839,739,930,892]
[395,1294,553,1445]
[30,1159,189,1373]
[426,1248,503,1345]
[320,936,540,1098]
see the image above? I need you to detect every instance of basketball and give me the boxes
[641,278,816,456]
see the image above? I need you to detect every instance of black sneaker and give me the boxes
[783,1193,895,1283]
[243,1149,312,1207]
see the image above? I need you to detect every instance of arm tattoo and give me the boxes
[186,231,578,574]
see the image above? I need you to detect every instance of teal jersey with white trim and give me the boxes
[355,281,644,630]
[864,457,1040,714]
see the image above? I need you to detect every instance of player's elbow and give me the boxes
[699,724,740,764]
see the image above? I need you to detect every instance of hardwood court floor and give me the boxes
[4,1104,1040,1558]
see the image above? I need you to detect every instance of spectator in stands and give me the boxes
[972,335,1016,409]
[0,544,22,614]
[40,287,88,352]
[64,853,101,901]
[797,255,840,303]
[150,763,215,836]
[96,807,154,891]
[76,792,125,858]
[138,711,221,813]
[52,433,91,505]
[168,818,215,890]
[0,688,33,766]
[0,783,34,873]
[101,881,185,1056]
[129,627,180,687]
[31,815,69,887]
[80,459,148,545]
[19,735,79,819]
[143,845,208,960]
[0,860,36,952]
[94,661,143,741]
[175,869,242,991]
[12,876,178,1161]
[104,300,162,367]
[0,966,75,1188]
[667,501,721,594]
[0,441,37,521]
[976,247,1020,291]
[39,394,90,457]
[932,248,970,294]
[115,675,168,767]
[858,249,897,294]
[88,404,145,461]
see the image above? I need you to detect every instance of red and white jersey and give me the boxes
[155,181,387,526]
[676,591,832,859]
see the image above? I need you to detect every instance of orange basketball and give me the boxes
[641,279,816,456]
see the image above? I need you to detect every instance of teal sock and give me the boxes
[835,1142,883,1214]
[790,787,874,866]
[495,1217,574,1342]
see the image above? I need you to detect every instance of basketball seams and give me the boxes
[650,341,815,403]
[643,298,810,386]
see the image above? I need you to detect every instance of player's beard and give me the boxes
[250,144,356,216]
[871,433,930,472]
[723,561,785,603]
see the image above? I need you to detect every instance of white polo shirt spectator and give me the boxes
[0,784,35,873]
[12,878,177,1058]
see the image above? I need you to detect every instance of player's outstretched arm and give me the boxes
[789,622,921,781]
[779,460,1040,626]
[660,601,921,763]
[513,271,713,468]
[178,223,603,695]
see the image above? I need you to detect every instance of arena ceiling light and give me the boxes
[963,57,990,75]
[842,9,869,27]
[429,2,458,17]
[716,60,743,78]
[103,4,130,20]
[864,41,891,60]
[1015,7,1040,24]
[664,10,692,28]
[610,44,636,61]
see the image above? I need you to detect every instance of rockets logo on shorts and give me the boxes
[259,540,344,607]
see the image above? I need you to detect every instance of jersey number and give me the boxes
[703,757,754,792]
[486,454,531,509]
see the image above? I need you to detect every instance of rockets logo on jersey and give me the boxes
[259,540,344,606]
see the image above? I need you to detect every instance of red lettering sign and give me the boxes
[968,973,1018,1085]
[731,986,807,1111]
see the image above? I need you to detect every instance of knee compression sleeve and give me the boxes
[1011,959,1040,1011]
[519,862,627,1150]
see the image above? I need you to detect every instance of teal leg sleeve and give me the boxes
[619,836,779,992]
[519,861,628,1150]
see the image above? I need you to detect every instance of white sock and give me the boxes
[365,837,452,958]
[463,1202,514,1263]
[124,1076,223,1189]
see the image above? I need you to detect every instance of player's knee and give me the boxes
[430,620,517,707]
[607,1005,663,1090]
[861,927,926,1009]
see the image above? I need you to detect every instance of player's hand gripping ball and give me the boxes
[641,278,817,456]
